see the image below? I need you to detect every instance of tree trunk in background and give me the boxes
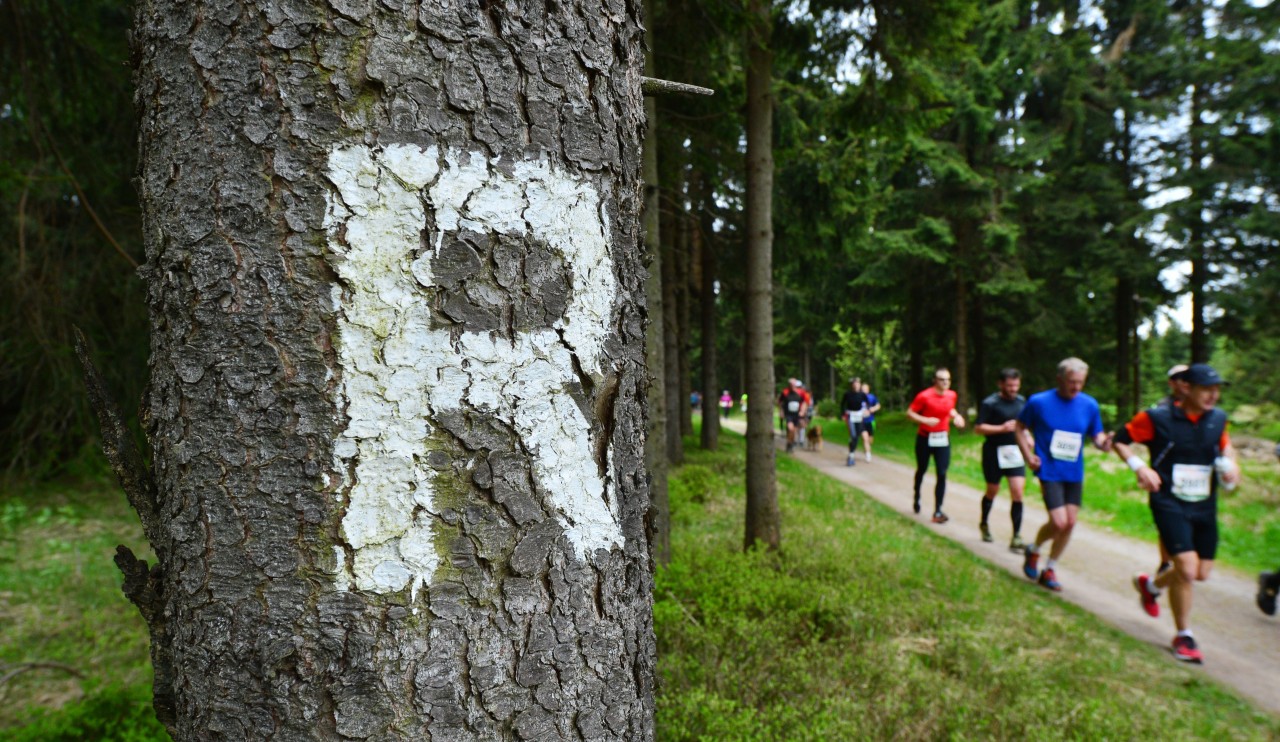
[129,2,655,737]
[954,268,971,416]
[972,292,986,396]
[642,0,670,566]
[677,213,694,437]
[1116,108,1135,418]
[1187,25,1208,363]
[699,181,719,451]
[661,201,684,464]
[743,0,780,551]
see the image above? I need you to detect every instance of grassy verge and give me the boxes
[0,476,164,739]
[657,427,1280,739]
[812,412,1280,575]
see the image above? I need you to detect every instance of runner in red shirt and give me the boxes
[905,367,967,523]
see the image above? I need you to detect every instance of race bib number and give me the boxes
[1048,430,1083,461]
[848,411,864,423]
[997,444,1025,469]
[787,401,800,413]
[928,432,949,448]
[1171,464,1213,502]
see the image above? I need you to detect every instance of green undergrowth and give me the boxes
[814,412,1280,575]
[0,475,164,739]
[656,427,1280,740]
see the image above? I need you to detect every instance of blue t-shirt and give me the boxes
[1017,389,1103,482]
[865,393,879,422]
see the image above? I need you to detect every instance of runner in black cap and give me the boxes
[1112,363,1240,663]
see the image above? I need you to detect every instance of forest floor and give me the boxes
[720,414,1280,716]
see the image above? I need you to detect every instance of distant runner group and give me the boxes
[762,355,1260,665]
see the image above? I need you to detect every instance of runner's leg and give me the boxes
[933,444,951,515]
[1009,476,1026,537]
[913,435,929,510]
[1047,503,1078,561]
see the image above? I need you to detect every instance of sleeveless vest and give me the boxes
[1146,404,1227,503]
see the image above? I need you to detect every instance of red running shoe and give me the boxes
[1038,568,1063,592]
[1133,573,1160,618]
[1022,547,1039,580]
[1171,635,1203,664]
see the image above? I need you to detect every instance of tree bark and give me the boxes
[642,0,670,566]
[743,0,780,551]
[130,2,655,738]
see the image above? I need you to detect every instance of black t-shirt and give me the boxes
[780,388,805,416]
[841,390,867,416]
[977,392,1025,447]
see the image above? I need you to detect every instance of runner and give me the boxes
[840,377,867,467]
[779,379,808,453]
[740,392,748,414]
[906,367,966,523]
[860,381,880,463]
[1260,443,1280,617]
[973,368,1029,550]
[1016,357,1110,592]
[799,381,815,447]
[719,389,733,418]
[1149,364,1190,578]
[1112,363,1239,663]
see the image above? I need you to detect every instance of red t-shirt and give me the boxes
[1123,410,1230,451]
[910,388,957,434]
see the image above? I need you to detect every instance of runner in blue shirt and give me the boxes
[1015,357,1111,592]
[860,382,880,463]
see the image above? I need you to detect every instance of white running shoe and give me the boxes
[865,452,872,463]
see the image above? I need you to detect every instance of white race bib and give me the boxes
[1048,430,1083,461]
[997,444,1025,469]
[787,401,800,413]
[848,411,864,423]
[928,431,949,448]
[1171,464,1213,502]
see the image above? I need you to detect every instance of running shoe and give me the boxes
[865,451,872,463]
[980,523,993,542]
[1171,635,1203,664]
[1258,572,1278,616]
[1009,534,1026,553]
[846,452,856,467]
[912,496,921,515]
[931,512,949,524]
[1022,546,1039,580]
[1038,568,1063,592]
[1133,573,1160,618]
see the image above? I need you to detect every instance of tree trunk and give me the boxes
[661,197,684,465]
[677,212,694,437]
[953,262,971,416]
[1116,108,1135,418]
[698,180,719,451]
[743,0,780,551]
[642,0,670,566]
[128,3,655,738]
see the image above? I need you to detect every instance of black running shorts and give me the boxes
[1040,480,1083,510]
[1150,496,1218,560]
[982,444,1026,484]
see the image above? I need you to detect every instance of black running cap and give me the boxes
[1173,363,1228,386]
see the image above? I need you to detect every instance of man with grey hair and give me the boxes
[1015,358,1111,591]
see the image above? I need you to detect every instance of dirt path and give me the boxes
[720,417,1280,715]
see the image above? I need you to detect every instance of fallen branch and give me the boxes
[0,662,85,700]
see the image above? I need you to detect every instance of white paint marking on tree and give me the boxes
[324,143,622,596]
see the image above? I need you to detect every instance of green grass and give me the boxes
[657,427,1280,740]
[0,476,164,740]
[812,412,1280,575]
[6,436,1279,740]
